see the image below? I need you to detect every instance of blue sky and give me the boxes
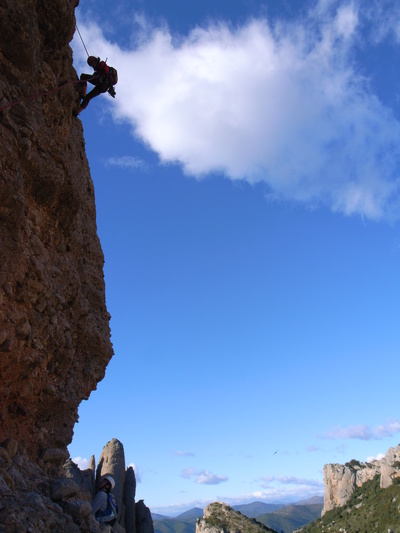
[68,0,400,515]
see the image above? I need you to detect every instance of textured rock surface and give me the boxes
[196,502,276,533]
[136,499,155,533]
[124,466,137,533]
[322,444,400,514]
[0,0,113,460]
[97,438,127,524]
[0,0,113,530]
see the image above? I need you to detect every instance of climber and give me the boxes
[92,474,119,526]
[75,56,118,115]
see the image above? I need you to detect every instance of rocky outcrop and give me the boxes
[0,0,113,530]
[322,444,400,514]
[97,438,127,521]
[62,438,153,533]
[196,502,277,533]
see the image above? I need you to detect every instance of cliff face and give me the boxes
[322,444,400,515]
[0,0,114,529]
[0,0,113,459]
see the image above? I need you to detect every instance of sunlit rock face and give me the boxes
[0,0,113,530]
[322,444,400,515]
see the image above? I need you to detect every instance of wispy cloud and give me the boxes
[324,421,400,440]
[128,462,142,482]
[74,1,400,220]
[260,475,323,489]
[105,155,147,170]
[181,468,228,485]
[174,450,195,457]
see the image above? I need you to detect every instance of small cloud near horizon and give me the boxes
[181,468,228,485]
[366,452,385,462]
[72,456,90,470]
[324,421,400,441]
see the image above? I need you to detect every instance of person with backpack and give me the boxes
[92,474,119,527]
[75,56,118,115]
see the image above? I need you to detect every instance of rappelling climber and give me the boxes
[75,56,118,115]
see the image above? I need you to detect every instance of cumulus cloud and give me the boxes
[74,0,400,219]
[366,452,385,462]
[72,456,89,469]
[324,421,400,440]
[181,468,228,485]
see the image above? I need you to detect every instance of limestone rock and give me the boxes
[97,438,127,523]
[322,444,400,514]
[197,502,276,533]
[136,499,155,533]
[124,465,137,533]
[64,457,95,499]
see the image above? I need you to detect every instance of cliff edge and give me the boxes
[0,0,114,530]
[322,444,400,514]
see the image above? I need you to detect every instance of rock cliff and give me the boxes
[0,0,114,530]
[322,444,400,514]
[196,502,277,533]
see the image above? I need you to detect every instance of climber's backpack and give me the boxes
[108,66,118,86]
[95,492,119,524]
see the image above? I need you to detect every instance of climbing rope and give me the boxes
[75,24,90,58]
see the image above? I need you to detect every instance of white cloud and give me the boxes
[366,452,385,462]
[324,421,400,440]
[74,1,400,220]
[128,462,142,482]
[72,456,90,470]
[181,468,228,485]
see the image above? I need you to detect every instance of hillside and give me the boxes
[256,503,323,532]
[196,502,277,533]
[233,501,283,517]
[154,498,323,533]
[154,509,204,533]
[300,475,400,532]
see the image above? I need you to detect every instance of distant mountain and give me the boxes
[256,502,323,533]
[154,517,195,533]
[176,508,204,521]
[153,507,204,533]
[294,496,323,506]
[233,501,283,518]
[153,497,323,533]
[152,513,169,521]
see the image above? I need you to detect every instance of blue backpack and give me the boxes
[95,492,119,524]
